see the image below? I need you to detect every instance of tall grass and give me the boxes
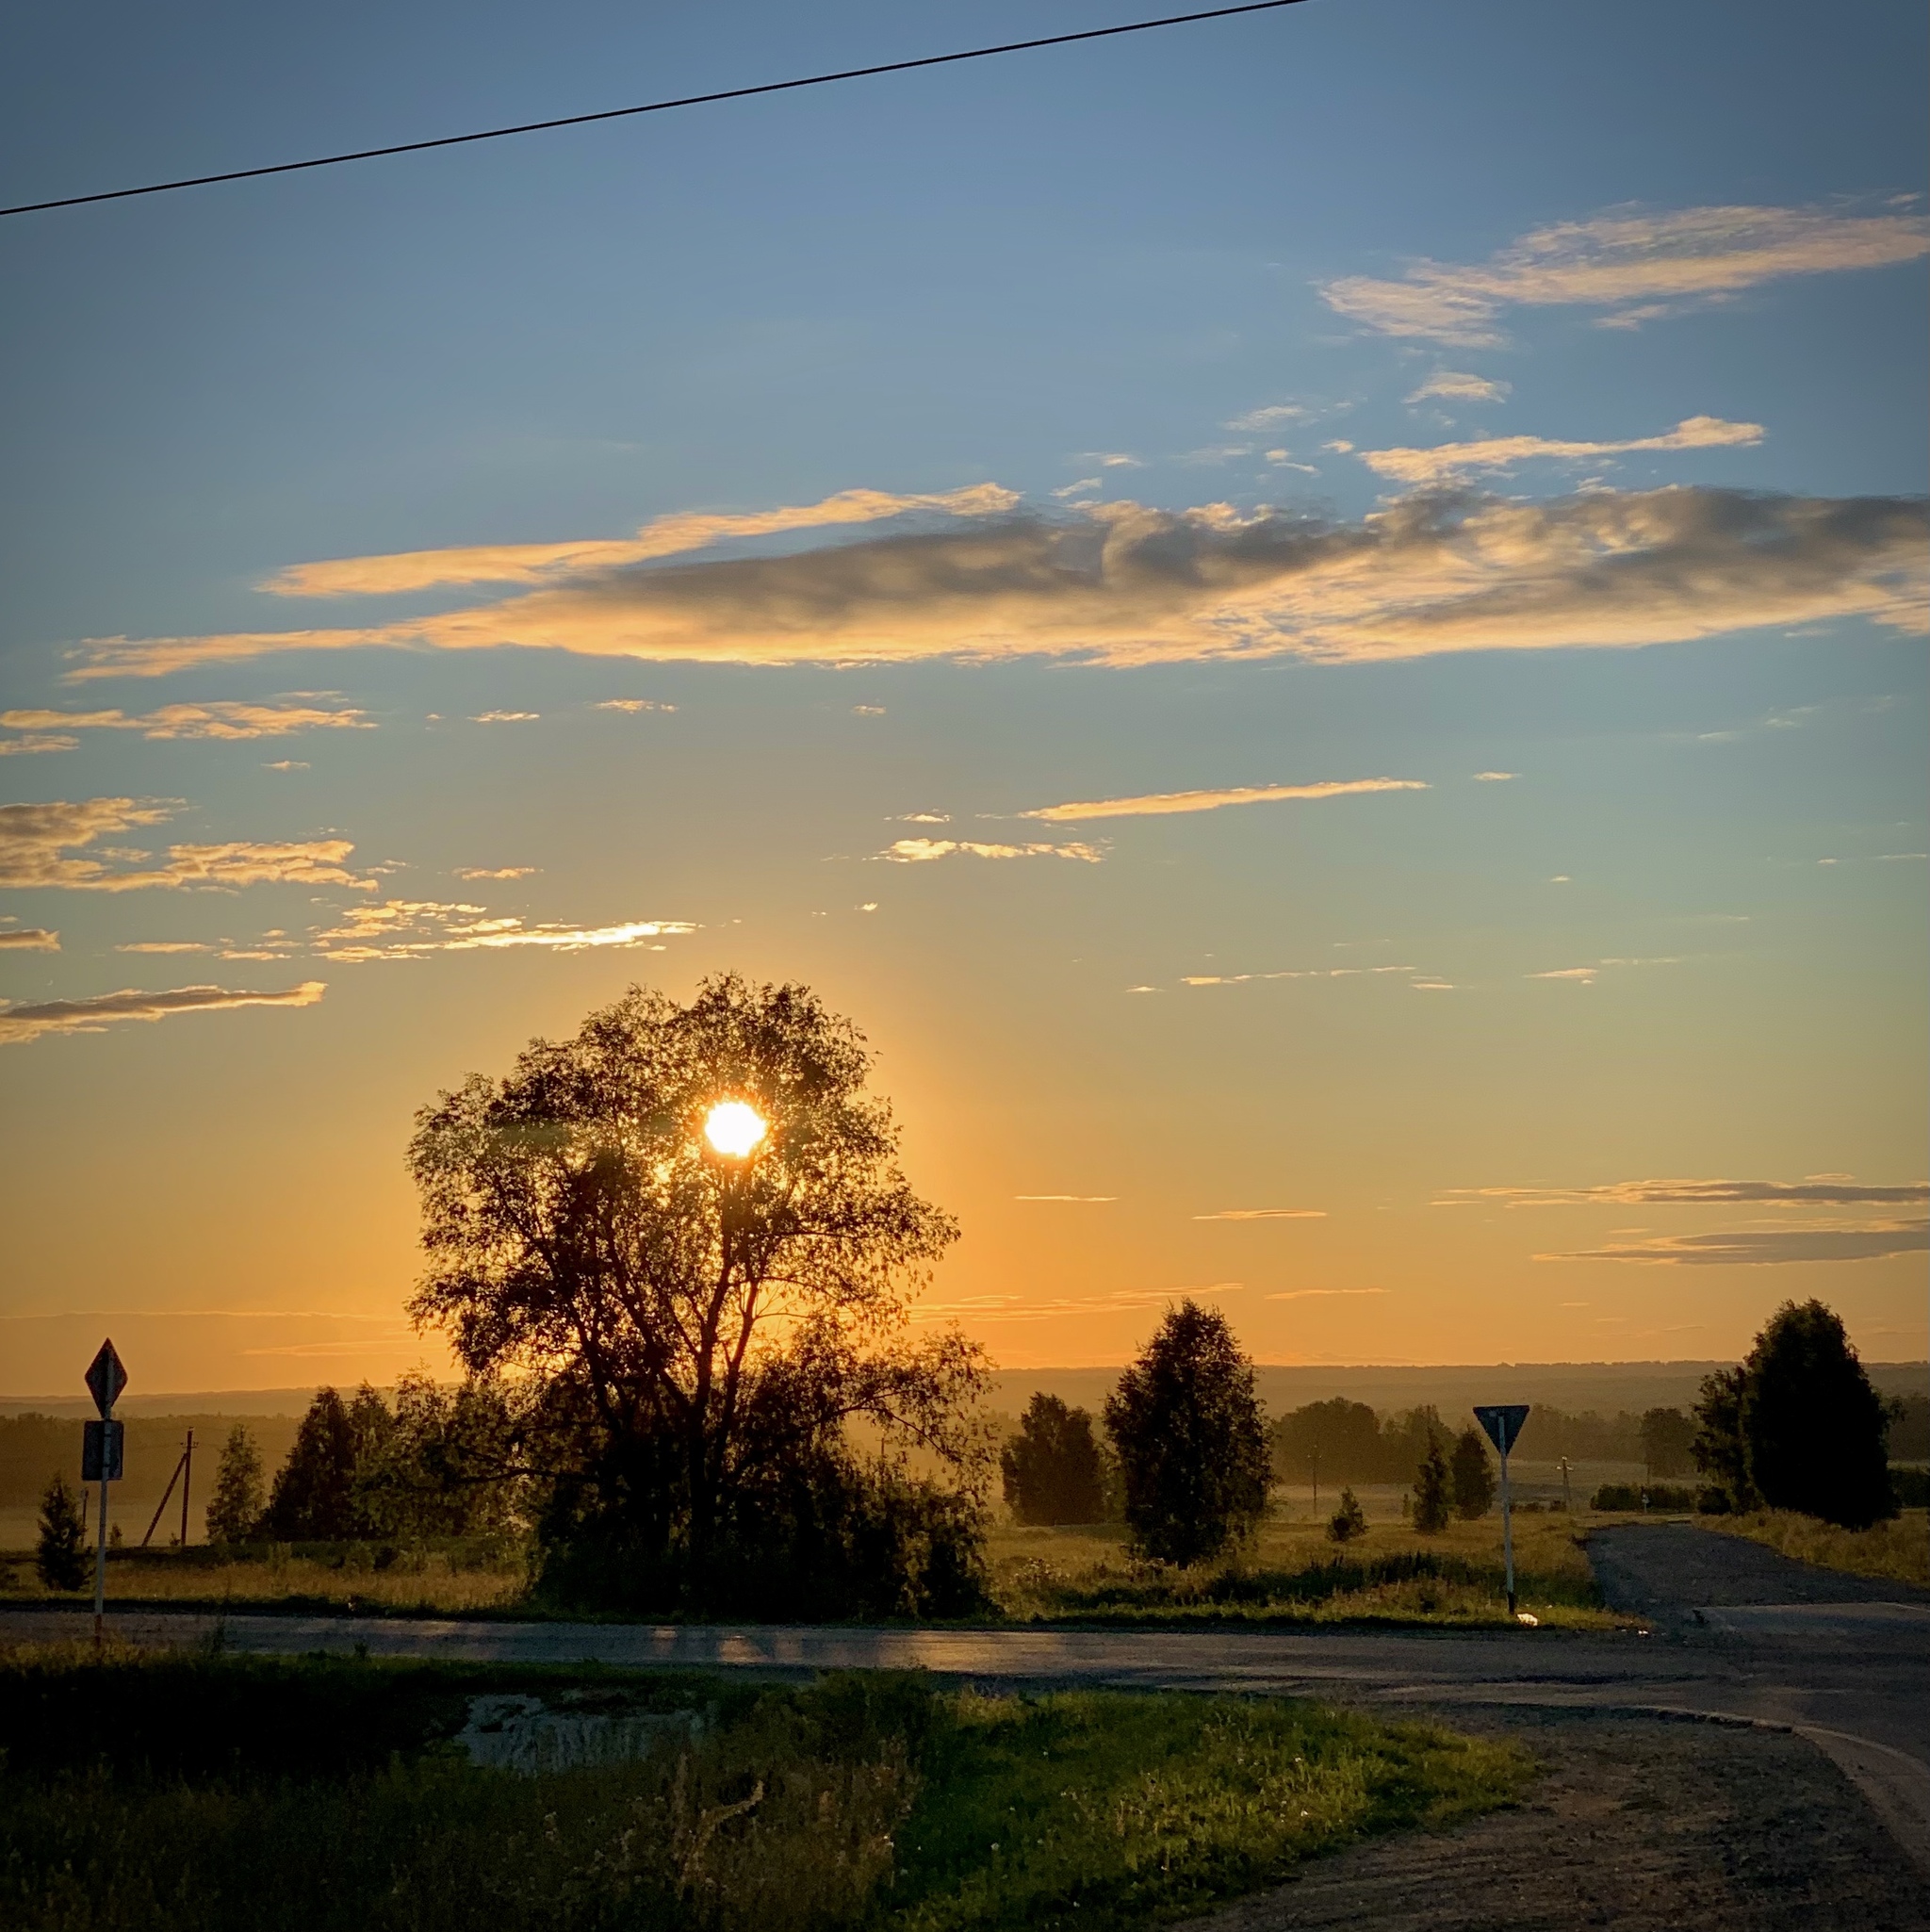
[1699,1508,1929,1590]
[0,1647,1529,1932]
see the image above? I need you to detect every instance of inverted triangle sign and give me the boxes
[1474,1402,1529,1457]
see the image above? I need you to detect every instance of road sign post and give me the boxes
[83,1338,127,1641]
[1473,1402,1530,1618]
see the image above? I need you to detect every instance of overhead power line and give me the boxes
[0,0,1311,221]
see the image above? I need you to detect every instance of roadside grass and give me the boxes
[988,1510,1619,1629]
[0,1539,529,1614]
[1695,1507,1930,1591]
[0,1645,1529,1932]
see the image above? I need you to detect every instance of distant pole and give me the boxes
[1559,1455,1572,1514]
[180,1430,193,1547]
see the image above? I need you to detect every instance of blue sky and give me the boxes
[1,0,1924,1390]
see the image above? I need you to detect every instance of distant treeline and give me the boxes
[0,1414,303,1514]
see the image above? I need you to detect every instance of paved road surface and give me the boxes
[7,1519,1924,1865]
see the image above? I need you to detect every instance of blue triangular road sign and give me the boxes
[1474,1402,1529,1456]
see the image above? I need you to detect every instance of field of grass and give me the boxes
[0,1644,1529,1932]
[986,1501,1617,1629]
[1696,1507,1930,1591]
[0,1540,529,1614]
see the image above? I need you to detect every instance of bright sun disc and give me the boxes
[704,1101,767,1157]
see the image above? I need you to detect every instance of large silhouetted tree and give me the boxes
[1104,1301,1271,1565]
[1450,1426,1495,1519]
[1742,1301,1893,1528]
[408,975,987,1612]
[205,1425,265,1543]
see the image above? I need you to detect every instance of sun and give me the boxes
[703,1100,768,1158]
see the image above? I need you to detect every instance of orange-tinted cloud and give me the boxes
[0,980,326,1046]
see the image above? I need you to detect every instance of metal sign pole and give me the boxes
[83,1338,128,1646]
[1472,1402,1531,1624]
[1499,1446,1515,1615]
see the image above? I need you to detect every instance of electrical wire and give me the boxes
[0,0,1311,221]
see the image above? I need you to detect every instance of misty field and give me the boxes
[0,1645,1527,1932]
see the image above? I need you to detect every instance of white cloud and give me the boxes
[1473,771,1517,781]
[0,925,58,950]
[1361,416,1761,486]
[0,701,371,742]
[0,735,79,756]
[260,483,1020,598]
[1053,479,1103,499]
[593,697,674,712]
[876,838,1104,864]
[116,941,211,953]
[1407,371,1512,404]
[263,761,309,772]
[0,798,376,892]
[1542,1220,1928,1265]
[73,485,1929,679]
[851,704,886,716]
[310,899,694,962]
[453,866,539,881]
[1323,204,1930,345]
[1181,964,1417,987]
[471,711,540,724]
[1224,404,1311,432]
[1023,778,1427,822]
[1193,1207,1326,1220]
[0,980,326,1046]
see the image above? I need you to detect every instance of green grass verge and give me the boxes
[1694,1508,1930,1591]
[0,1646,1529,1932]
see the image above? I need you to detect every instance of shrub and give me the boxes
[1744,1301,1894,1529]
[1001,1395,1107,1526]
[1104,1301,1271,1566]
[36,1471,89,1590]
[1591,1482,1696,1512]
[1412,1444,1450,1533]
[1449,1427,1495,1519]
[1327,1487,1367,1543]
[205,1423,265,1543]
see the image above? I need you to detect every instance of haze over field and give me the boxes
[1,0,1924,1389]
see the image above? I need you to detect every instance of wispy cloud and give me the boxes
[0,925,58,950]
[1442,1176,1929,1208]
[914,1281,1241,1324]
[1023,778,1426,822]
[0,799,375,893]
[1322,204,1930,345]
[1194,1207,1326,1220]
[0,735,79,756]
[72,486,1929,679]
[877,839,1104,863]
[1054,478,1103,499]
[1361,416,1761,486]
[593,698,674,712]
[1407,371,1512,404]
[1543,1221,1929,1265]
[1014,1194,1117,1203]
[470,711,539,724]
[0,700,371,743]
[260,484,1020,598]
[310,899,693,962]
[1474,771,1517,781]
[1182,965,1417,987]
[1224,404,1313,432]
[1527,956,1681,985]
[0,980,326,1046]
[1263,1286,1387,1301]
[453,866,539,880]
[116,941,211,954]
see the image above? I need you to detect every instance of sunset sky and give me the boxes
[2,0,1925,1394]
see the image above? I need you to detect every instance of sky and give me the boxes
[1,0,1925,1395]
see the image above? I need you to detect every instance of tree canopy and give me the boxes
[1001,1394,1108,1526]
[407,975,987,1610]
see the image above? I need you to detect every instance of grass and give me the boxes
[1695,1507,1930,1591]
[0,1644,1529,1932]
[987,1507,1620,1629]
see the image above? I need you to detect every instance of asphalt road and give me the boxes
[8,1518,1925,1864]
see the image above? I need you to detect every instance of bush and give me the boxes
[1001,1395,1107,1526]
[1412,1444,1450,1533]
[1744,1302,1894,1529]
[36,1471,89,1590]
[1449,1428,1495,1520]
[205,1424,265,1544]
[1327,1488,1367,1544]
[1104,1301,1271,1567]
[1591,1483,1696,1512]
[1893,1466,1929,1509]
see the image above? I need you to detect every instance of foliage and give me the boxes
[1411,1443,1450,1534]
[1743,1301,1894,1529]
[1104,1301,1271,1566]
[0,1650,1529,1932]
[1887,1394,1929,1460]
[1326,1487,1366,1544]
[1589,1483,1697,1512]
[407,976,987,1613]
[35,1473,89,1591]
[204,1425,264,1544]
[1000,1396,1107,1527]
[1448,1428,1494,1520]
[1271,1400,1453,1486]
[1693,1302,1895,1529]
[260,1388,364,1539]
[1639,1406,1695,1479]
[1698,1507,1930,1591]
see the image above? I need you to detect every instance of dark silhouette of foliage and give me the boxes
[1639,1406,1696,1479]
[1001,1395,1108,1526]
[1271,1399,1380,1487]
[1743,1301,1894,1529]
[204,1424,264,1543]
[1326,1486,1366,1544]
[1104,1301,1271,1566]
[1412,1441,1450,1533]
[1449,1427,1495,1519]
[36,1472,89,1590]
[407,975,987,1612]
[1691,1365,1757,1512]
[261,1389,363,1540]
